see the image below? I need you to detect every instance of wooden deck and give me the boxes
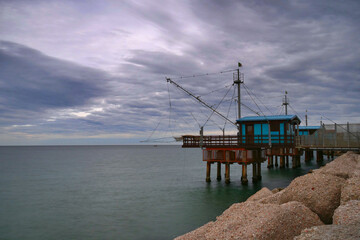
[182,134,295,149]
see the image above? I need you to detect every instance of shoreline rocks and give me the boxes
[175,151,360,240]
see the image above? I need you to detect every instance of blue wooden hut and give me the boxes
[236,115,301,148]
[299,126,321,135]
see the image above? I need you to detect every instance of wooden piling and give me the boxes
[317,150,323,162]
[252,163,257,182]
[267,156,271,168]
[275,156,278,167]
[257,162,262,180]
[280,149,285,168]
[216,162,221,181]
[206,161,211,182]
[292,156,296,168]
[297,155,301,167]
[286,155,289,167]
[225,163,230,184]
[241,164,248,185]
[305,150,311,162]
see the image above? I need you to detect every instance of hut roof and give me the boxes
[237,115,300,123]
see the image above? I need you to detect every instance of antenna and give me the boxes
[233,62,244,119]
[282,91,289,115]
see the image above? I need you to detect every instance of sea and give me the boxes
[0,145,332,240]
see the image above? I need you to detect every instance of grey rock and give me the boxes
[279,172,345,224]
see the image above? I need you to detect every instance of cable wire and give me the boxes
[171,69,237,80]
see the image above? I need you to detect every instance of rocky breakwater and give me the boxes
[175,151,360,240]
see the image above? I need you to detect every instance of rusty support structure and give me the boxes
[217,162,221,181]
[206,162,211,182]
[225,163,230,184]
[241,164,248,185]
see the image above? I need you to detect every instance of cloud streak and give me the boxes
[0,0,359,145]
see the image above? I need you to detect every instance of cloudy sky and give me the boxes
[0,0,359,145]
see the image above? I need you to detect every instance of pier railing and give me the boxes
[296,132,360,149]
[182,135,295,148]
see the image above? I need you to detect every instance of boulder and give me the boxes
[258,190,283,204]
[333,200,360,225]
[294,225,360,240]
[203,201,323,240]
[341,176,360,204]
[246,187,273,202]
[271,187,283,193]
[314,151,360,179]
[174,222,214,240]
[279,173,345,223]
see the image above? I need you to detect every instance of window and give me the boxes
[271,122,280,131]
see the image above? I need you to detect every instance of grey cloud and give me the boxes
[1,0,360,144]
[0,40,109,123]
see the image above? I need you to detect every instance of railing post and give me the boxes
[347,122,350,148]
[322,124,325,148]
[334,123,337,148]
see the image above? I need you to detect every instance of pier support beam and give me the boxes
[279,149,285,168]
[305,150,311,162]
[225,163,230,184]
[280,156,285,168]
[241,164,248,185]
[216,162,221,181]
[267,156,272,168]
[297,155,301,167]
[267,155,274,168]
[292,156,296,168]
[252,163,257,182]
[206,161,211,182]
[286,156,289,167]
[257,162,262,180]
[317,150,323,163]
[275,156,278,167]
[331,151,334,160]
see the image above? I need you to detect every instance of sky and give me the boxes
[0,0,359,145]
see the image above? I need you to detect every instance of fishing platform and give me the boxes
[182,118,360,184]
[164,63,360,184]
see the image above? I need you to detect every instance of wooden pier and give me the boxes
[182,117,360,184]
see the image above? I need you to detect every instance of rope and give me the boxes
[200,84,233,97]
[243,83,274,115]
[289,104,304,121]
[171,69,237,80]
[243,83,266,117]
[223,85,236,130]
[144,121,161,142]
[202,83,234,128]
[170,84,222,130]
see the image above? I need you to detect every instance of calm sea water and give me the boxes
[0,145,332,240]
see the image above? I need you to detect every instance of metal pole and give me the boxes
[234,66,242,119]
[334,123,337,147]
[285,93,288,115]
[347,122,350,147]
[200,126,204,148]
[238,69,241,119]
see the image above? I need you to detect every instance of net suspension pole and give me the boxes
[234,62,243,119]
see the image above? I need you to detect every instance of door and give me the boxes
[246,124,254,145]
